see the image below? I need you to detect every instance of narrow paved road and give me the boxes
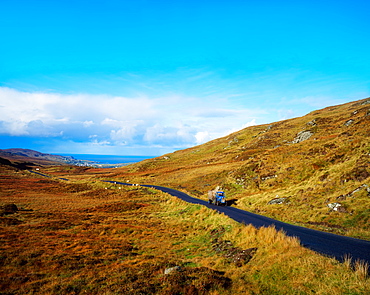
[106,181,370,266]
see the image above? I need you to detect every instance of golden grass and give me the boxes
[159,191,370,294]
[2,98,370,293]
[1,165,369,294]
[102,98,370,240]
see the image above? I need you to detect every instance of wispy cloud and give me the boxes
[0,87,262,154]
[1,65,368,155]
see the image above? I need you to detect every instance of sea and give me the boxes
[59,154,155,165]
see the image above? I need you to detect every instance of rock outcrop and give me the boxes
[268,196,289,205]
[327,202,347,213]
[292,130,313,144]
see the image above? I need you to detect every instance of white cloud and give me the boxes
[244,119,257,128]
[0,86,267,153]
[101,118,123,128]
[143,124,190,144]
[90,138,111,146]
[221,119,258,137]
[110,126,136,142]
[195,131,211,144]
[83,120,94,127]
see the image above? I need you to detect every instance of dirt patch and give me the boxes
[160,266,232,294]
[210,226,257,266]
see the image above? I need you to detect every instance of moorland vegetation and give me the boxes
[1,97,370,294]
[106,97,370,240]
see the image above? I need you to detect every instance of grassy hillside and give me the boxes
[1,164,369,294]
[106,97,370,240]
[1,97,369,294]
[0,149,65,165]
[0,148,90,167]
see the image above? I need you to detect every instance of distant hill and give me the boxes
[111,97,370,239]
[0,148,83,167]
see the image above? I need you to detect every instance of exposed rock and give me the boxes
[228,137,239,145]
[348,184,368,196]
[164,266,182,275]
[327,202,347,213]
[268,196,288,205]
[292,130,313,144]
[327,202,340,210]
[339,184,370,199]
[306,119,317,126]
[344,119,354,126]
[261,174,277,181]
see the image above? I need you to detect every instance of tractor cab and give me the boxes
[215,191,226,206]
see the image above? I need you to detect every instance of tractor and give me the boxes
[208,190,226,206]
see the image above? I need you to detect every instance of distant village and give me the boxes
[64,157,129,168]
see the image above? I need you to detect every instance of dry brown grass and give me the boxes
[1,164,369,294]
[103,97,370,240]
[1,97,370,294]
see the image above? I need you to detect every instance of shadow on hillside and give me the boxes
[0,156,36,170]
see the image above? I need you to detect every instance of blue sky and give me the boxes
[0,0,369,156]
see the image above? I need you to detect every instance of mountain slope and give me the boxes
[109,97,370,239]
[0,148,83,166]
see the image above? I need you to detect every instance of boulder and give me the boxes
[327,202,347,212]
[344,119,354,127]
[292,130,313,144]
[347,184,370,197]
[306,119,317,126]
[338,184,370,200]
[268,196,288,205]
[164,266,182,275]
[261,174,277,181]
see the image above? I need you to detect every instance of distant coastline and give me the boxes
[58,154,155,165]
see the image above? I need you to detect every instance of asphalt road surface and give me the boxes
[106,181,370,266]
